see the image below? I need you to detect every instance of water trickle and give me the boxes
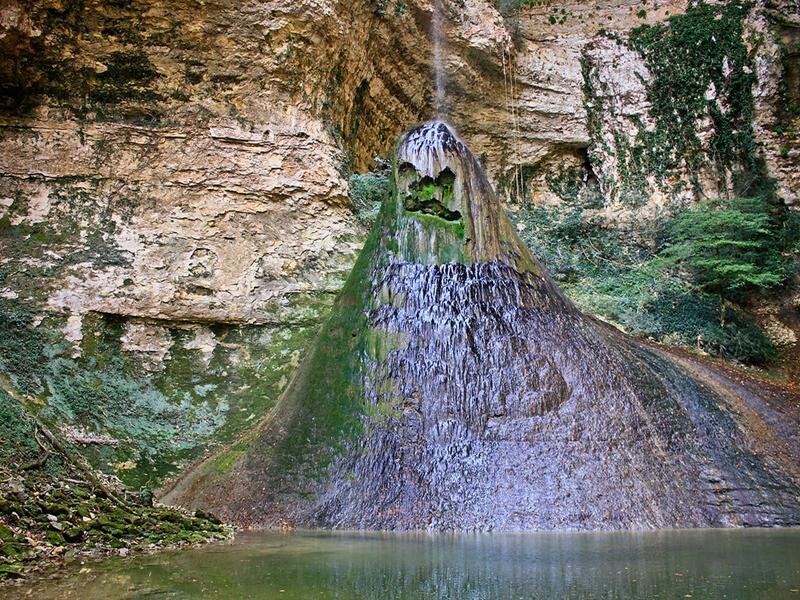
[164,122,800,532]
[431,0,448,117]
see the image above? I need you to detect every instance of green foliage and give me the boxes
[657,196,791,298]
[626,1,757,185]
[578,263,777,366]
[349,161,391,225]
[546,166,604,209]
[373,0,407,17]
[781,208,800,255]
[510,188,793,365]
[584,1,759,203]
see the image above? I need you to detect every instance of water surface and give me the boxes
[12,529,800,599]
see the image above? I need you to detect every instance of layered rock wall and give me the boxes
[0,0,797,488]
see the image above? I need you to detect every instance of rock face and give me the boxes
[3,0,793,332]
[164,123,800,530]
[0,0,797,490]
[580,1,800,210]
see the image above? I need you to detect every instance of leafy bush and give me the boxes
[627,1,757,182]
[510,192,792,365]
[657,196,791,299]
[348,161,391,224]
[584,1,758,200]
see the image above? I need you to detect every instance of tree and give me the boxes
[657,196,790,302]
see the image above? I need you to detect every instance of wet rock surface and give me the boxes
[1,0,797,492]
[164,123,800,530]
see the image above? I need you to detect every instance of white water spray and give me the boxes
[431,0,447,117]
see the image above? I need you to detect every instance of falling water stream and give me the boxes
[431,0,448,116]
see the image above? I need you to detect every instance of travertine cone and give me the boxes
[393,122,541,269]
[162,123,800,531]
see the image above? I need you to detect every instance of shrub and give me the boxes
[510,192,791,365]
[348,160,391,225]
[657,196,791,299]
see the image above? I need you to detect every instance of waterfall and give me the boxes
[431,0,447,117]
[166,121,800,532]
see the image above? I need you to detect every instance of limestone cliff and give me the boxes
[0,0,797,490]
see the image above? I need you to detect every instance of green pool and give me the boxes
[8,529,800,599]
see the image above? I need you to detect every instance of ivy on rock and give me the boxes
[626,0,758,189]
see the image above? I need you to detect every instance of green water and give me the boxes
[11,529,800,599]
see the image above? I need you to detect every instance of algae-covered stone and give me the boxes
[62,527,84,543]
[0,563,23,578]
[0,390,231,582]
[46,531,65,546]
[0,525,13,543]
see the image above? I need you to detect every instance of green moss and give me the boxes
[0,388,42,467]
[262,203,387,476]
[392,165,469,264]
[0,300,48,395]
[210,441,249,476]
[0,287,323,489]
[404,169,462,223]
[406,211,466,240]
[0,368,229,579]
[364,397,402,426]
[49,313,319,488]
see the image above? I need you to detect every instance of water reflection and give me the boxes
[13,529,800,599]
